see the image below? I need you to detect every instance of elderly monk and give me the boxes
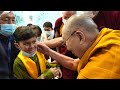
[37,14,120,79]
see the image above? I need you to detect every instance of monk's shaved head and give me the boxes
[62,14,98,42]
[62,11,76,15]
[61,11,77,20]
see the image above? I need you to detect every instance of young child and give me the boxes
[13,26,62,79]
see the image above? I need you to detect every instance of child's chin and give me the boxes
[29,48,37,53]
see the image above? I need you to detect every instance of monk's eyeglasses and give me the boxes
[62,31,76,45]
[66,31,76,41]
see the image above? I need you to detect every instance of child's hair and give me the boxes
[30,25,42,33]
[13,26,37,42]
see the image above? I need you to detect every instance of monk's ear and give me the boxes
[75,30,85,44]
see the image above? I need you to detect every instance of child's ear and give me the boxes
[14,42,20,50]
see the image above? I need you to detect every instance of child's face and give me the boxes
[17,37,37,54]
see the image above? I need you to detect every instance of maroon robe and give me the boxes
[93,11,120,31]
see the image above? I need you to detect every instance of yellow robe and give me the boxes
[77,28,120,79]
[18,51,46,79]
[60,23,64,36]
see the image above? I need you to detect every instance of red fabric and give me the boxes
[54,17,63,32]
[59,45,67,54]
[93,11,120,31]
[61,67,78,79]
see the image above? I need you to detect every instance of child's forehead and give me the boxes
[22,37,37,42]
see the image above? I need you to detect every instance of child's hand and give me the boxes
[56,68,62,78]
[50,67,62,78]
[49,60,58,64]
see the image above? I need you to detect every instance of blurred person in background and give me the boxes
[41,21,54,42]
[41,21,55,62]
[84,11,120,31]
[53,11,78,79]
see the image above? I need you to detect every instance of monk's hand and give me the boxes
[37,42,50,55]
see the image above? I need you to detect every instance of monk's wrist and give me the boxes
[48,48,53,56]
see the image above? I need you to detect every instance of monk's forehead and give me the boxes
[62,25,72,41]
